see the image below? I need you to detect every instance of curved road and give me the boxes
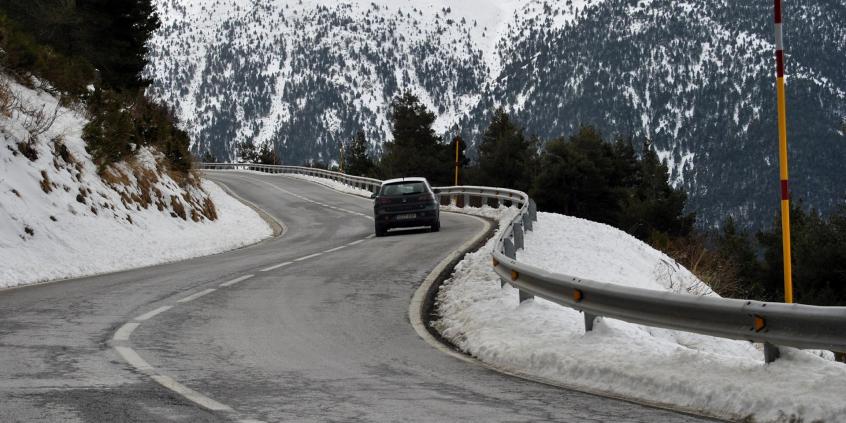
[0,172,714,422]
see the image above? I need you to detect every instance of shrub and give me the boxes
[0,14,96,98]
[83,89,193,173]
[83,90,134,168]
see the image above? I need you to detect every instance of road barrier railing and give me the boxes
[199,162,382,193]
[201,162,846,362]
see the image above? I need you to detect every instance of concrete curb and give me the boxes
[207,178,286,238]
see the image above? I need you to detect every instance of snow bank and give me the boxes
[435,211,846,422]
[0,77,271,288]
[285,173,374,198]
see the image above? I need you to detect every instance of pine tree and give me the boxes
[477,108,537,192]
[758,205,846,305]
[0,0,160,91]
[238,141,258,163]
[379,91,451,184]
[531,126,620,224]
[345,130,374,177]
[78,0,160,90]
[715,217,763,298]
[200,150,217,163]
[627,140,695,240]
[257,143,279,165]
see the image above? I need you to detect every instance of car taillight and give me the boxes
[417,195,434,202]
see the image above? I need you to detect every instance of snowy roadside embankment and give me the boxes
[286,173,374,198]
[435,211,846,422]
[1,77,271,289]
[226,170,374,198]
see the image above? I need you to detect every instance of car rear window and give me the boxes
[381,182,427,196]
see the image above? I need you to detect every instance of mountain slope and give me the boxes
[0,75,271,287]
[146,0,846,227]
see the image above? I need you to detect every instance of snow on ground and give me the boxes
[0,77,271,288]
[435,211,846,422]
[285,173,375,198]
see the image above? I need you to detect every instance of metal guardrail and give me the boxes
[201,162,846,361]
[198,163,525,207]
[199,162,383,193]
[489,200,846,363]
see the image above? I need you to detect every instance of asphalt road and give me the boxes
[0,171,716,422]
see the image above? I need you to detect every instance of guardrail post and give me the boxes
[463,194,470,208]
[502,239,515,288]
[584,313,597,332]
[764,343,780,363]
[530,200,538,221]
[519,289,534,303]
[522,212,532,232]
[503,238,515,260]
[513,223,524,250]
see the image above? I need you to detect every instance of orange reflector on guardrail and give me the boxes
[511,271,519,281]
[493,258,499,267]
[573,289,583,302]
[754,315,767,332]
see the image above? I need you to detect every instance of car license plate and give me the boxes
[396,213,416,220]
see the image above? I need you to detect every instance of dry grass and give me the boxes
[76,186,87,204]
[201,197,218,221]
[170,195,186,220]
[652,234,747,299]
[167,166,204,190]
[0,80,17,118]
[16,139,38,161]
[100,166,131,187]
[99,153,215,222]
[39,170,52,193]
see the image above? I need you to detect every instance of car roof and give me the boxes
[381,177,429,186]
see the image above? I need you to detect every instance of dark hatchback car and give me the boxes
[371,177,440,236]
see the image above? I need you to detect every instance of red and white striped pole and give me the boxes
[774,0,794,304]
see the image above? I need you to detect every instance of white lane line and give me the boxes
[220,274,255,287]
[177,288,217,303]
[115,346,154,372]
[366,234,376,239]
[152,375,233,412]
[260,262,293,272]
[294,253,322,262]
[347,240,365,246]
[134,306,173,322]
[323,246,347,253]
[113,323,139,341]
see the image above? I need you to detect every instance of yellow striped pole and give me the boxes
[774,0,793,303]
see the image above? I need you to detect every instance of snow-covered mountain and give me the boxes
[145,0,846,227]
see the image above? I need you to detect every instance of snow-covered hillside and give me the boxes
[436,211,846,422]
[147,0,846,228]
[0,76,271,288]
[146,0,608,157]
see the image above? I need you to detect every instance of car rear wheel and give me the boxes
[430,220,440,232]
[375,224,387,237]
